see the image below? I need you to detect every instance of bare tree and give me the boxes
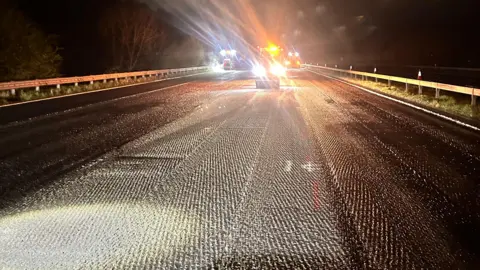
[100,2,166,71]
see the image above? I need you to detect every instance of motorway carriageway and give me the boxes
[0,69,479,268]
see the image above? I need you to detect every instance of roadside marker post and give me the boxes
[418,70,423,94]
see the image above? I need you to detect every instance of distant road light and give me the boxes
[220,50,226,56]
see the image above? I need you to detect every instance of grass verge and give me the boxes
[334,74,479,120]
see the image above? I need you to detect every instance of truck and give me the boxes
[252,45,286,89]
[285,51,301,68]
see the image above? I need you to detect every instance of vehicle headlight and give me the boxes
[270,64,286,76]
[284,60,291,65]
[252,65,266,76]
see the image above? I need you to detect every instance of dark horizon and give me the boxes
[8,0,480,77]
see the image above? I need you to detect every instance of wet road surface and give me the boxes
[0,69,479,269]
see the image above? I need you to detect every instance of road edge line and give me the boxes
[308,70,480,132]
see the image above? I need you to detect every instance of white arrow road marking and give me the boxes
[284,160,293,172]
[301,161,319,172]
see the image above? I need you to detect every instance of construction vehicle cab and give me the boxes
[252,45,286,89]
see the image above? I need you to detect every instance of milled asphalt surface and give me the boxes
[0,71,241,205]
[0,69,479,269]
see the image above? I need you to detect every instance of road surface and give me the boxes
[0,69,479,269]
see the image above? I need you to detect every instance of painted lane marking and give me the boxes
[284,160,293,172]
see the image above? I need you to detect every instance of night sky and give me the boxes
[150,0,479,66]
[11,0,480,75]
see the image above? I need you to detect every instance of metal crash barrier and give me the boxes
[0,66,210,97]
[304,64,480,106]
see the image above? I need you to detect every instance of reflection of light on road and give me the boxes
[285,78,299,89]
[0,204,197,268]
[255,90,266,97]
[277,91,288,102]
[226,88,265,94]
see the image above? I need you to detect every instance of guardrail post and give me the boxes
[472,90,477,106]
[435,88,440,98]
[90,81,93,85]
[388,80,391,88]
[418,84,422,95]
[10,89,15,96]
[103,79,107,83]
[35,86,40,92]
[405,82,408,91]
[75,82,78,87]
[56,84,60,90]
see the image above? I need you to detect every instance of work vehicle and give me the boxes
[252,45,286,89]
[285,51,301,68]
[223,58,233,70]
